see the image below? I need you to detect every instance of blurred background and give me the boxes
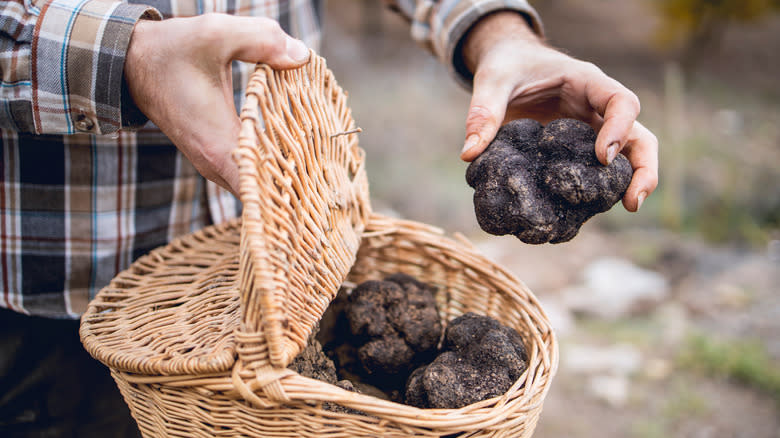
[320,1,779,437]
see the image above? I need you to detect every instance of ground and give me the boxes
[320,1,780,437]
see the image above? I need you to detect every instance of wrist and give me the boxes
[124,19,153,89]
[122,19,156,127]
[462,11,543,74]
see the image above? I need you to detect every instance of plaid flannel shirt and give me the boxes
[0,0,541,318]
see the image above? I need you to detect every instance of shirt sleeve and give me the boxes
[0,0,161,135]
[385,0,544,90]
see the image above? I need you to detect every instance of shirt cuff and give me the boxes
[32,0,161,135]
[412,0,544,90]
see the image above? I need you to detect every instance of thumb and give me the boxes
[460,73,511,161]
[226,16,310,68]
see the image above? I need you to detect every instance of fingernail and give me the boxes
[606,142,619,164]
[286,37,309,62]
[462,134,480,155]
[637,191,647,210]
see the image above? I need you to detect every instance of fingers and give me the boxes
[205,14,310,68]
[461,68,513,161]
[620,121,659,212]
[576,63,656,212]
[583,66,641,166]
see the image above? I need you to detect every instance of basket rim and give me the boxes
[79,219,242,375]
[110,213,559,431]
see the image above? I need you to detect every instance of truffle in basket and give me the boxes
[344,273,443,389]
[405,312,529,409]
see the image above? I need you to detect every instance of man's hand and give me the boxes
[124,13,311,196]
[460,12,658,212]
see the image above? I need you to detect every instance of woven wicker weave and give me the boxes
[80,54,558,437]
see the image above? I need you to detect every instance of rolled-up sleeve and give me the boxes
[388,0,544,89]
[0,0,160,135]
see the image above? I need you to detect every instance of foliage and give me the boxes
[631,379,710,438]
[655,0,780,46]
[653,0,780,76]
[677,334,780,404]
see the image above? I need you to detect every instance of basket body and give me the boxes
[108,215,557,437]
[80,55,557,437]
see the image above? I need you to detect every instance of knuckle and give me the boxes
[626,90,641,114]
[259,17,283,36]
[580,61,603,77]
[648,131,659,148]
[465,105,496,132]
[640,127,659,152]
[196,14,227,45]
[640,167,659,194]
[256,18,287,56]
[261,17,283,31]
[258,18,284,41]
[647,177,659,194]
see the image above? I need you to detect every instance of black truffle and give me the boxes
[288,327,340,384]
[405,312,528,409]
[466,118,633,244]
[288,328,363,414]
[345,273,442,388]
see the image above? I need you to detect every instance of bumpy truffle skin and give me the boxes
[466,118,633,244]
[405,312,528,409]
[345,273,442,385]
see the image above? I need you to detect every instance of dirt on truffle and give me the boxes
[288,325,340,384]
[405,312,529,409]
[344,273,443,390]
[288,326,364,414]
[466,118,633,244]
[314,278,530,411]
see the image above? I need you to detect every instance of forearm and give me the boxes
[462,10,544,74]
[0,0,160,135]
[383,0,543,89]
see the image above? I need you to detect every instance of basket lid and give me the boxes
[80,54,371,374]
[235,54,371,368]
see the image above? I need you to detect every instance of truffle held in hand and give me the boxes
[405,312,528,409]
[466,118,633,244]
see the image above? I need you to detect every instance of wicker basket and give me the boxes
[80,53,558,437]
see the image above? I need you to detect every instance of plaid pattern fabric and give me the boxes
[0,0,541,318]
[392,0,543,88]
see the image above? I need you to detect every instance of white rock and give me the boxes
[561,257,669,319]
[564,343,642,376]
[587,374,630,407]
